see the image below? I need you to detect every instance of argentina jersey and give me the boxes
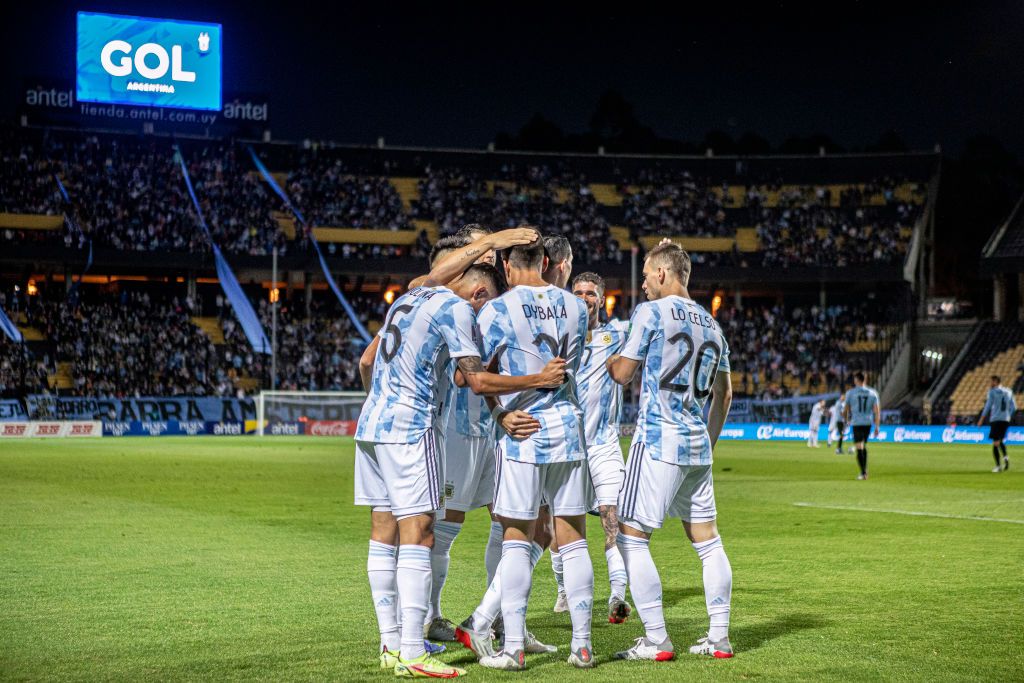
[355,286,479,444]
[846,386,879,426]
[621,296,730,466]
[478,284,588,464]
[447,384,492,438]
[984,386,1017,422]
[577,319,628,445]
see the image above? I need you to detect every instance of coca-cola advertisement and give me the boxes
[307,421,357,437]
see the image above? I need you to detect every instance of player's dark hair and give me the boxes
[854,371,866,383]
[429,234,471,267]
[572,271,605,296]
[464,263,507,295]
[647,242,692,286]
[456,223,491,241]
[543,235,572,265]
[506,229,545,270]
[992,375,1001,383]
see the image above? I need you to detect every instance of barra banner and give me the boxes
[6,396,255,422]
[718,423,1024,445]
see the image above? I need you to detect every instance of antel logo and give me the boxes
[310,421,347,436]
[756,425,774,440]
[101,40,198,83]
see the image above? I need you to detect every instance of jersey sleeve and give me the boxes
[981,391,993,417]
[620,303,658,361]
[1011,391,1018,412]
[718,334,731,373]
[438,299,480,359]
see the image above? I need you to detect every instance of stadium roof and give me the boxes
[980,193,1024,275]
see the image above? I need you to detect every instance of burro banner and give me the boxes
[715,423,1024,444]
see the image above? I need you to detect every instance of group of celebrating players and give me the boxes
[354,225,734,677]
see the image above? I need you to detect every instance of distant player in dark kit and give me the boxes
[844,372,880,480]
[976,375,1016,472]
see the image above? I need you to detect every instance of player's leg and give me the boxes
[614,442,676,662]
[677,466,733,659]
[852,426,869,478]
[355,440,403,666]
[548,460,596,667]
[588,440,630,622]
[426,432,486,639]
[475,456,543,670]
[992,422,1009,471]
[379,436,466,677]
[837,422,845,454]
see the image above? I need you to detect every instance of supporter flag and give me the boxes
[0,304,23,343]
[175,149,272,355]
[247,146,373,344]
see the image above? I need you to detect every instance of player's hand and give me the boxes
[489,227,539,251]
[874,428,880,438]
[536,358,567,388]
[500,410,541,440]
[976,419,983,427]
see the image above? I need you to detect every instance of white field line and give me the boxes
[793,502,1024,525]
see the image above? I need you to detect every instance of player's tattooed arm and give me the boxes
[358,337,381,391]
[416,227,539,288]
[707,370,733,449]
[456,355,566,395]
[606,354,641,385]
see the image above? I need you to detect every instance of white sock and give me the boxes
[550,550,565,594]
[471,540,544,633]
[559,539,594,650]
[606,545,627,602]
[617,532,668,643]
[397,545,431,660]
[427,520,461,622]
[485,521,504,586]
[498,540,532,652]
[694,536,732,641]
[367,541,400,653]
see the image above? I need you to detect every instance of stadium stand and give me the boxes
[926,322,1024,423]
[0,125,936,270]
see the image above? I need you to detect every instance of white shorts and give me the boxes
[354,429,444,518]
[493,445,593,520]
[444,431,495,512]
[618,441,716,532]
[587,440,625,507]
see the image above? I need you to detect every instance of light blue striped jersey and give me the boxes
[983,386,1017,422]
[478,284,589,464]
[845,386,880,426]
[621,296,730,466]
[356,286,479,444]
[578,319,628,445]
[445,383,492,438]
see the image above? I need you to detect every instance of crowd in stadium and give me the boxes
[0,127,927,269]
[720,303,894,399]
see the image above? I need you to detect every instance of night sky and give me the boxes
[3,1,1024,155]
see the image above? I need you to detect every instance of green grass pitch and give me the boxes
[1,437,1022,681]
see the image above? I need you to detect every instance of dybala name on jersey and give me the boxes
[521,303,568,320]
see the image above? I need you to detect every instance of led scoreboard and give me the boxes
[76,11,222,111]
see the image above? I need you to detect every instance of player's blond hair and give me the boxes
[646,242,691,286]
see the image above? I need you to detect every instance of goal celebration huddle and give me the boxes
[354,226,734,677]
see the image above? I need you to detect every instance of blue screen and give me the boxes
[77,12,222,111]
